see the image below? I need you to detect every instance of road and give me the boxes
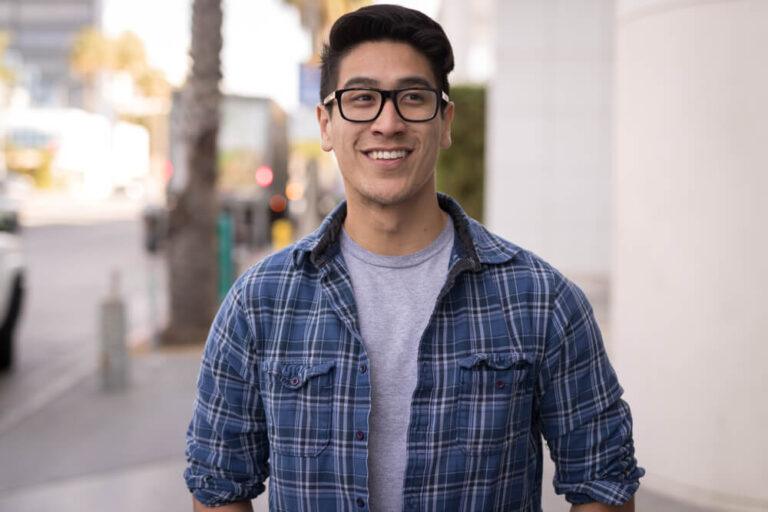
[0,211,167,437]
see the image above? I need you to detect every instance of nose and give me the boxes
[370,97,406,135]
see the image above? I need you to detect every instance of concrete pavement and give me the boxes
[0,346,270,512]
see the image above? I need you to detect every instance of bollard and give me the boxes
[101,270,129,391]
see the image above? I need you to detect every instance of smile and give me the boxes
[366,149,410,160]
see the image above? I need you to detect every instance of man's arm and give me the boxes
[571,496,635,511]
[193,496,253,512]
[538,277,643,506]
[184,276,270,507]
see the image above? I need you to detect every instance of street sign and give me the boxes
[299,62,321,108]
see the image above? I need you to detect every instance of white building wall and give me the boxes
[613,0,768,509]
[486,0,614,283]
[438,0,495,84]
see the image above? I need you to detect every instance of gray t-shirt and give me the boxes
[340,217,454,512]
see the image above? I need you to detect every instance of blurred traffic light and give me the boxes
[254,165,274,187]
[269,194,287,214]
[164,160,174,183]
[285,182,304,201]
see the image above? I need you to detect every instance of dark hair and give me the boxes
[320,4,454,105]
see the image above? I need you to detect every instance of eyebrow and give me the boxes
[341,75,436,89]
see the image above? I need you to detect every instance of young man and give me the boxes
[185,5,643,512]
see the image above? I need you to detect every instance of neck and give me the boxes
[344,194,447,256]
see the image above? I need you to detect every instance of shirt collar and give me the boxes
[292,193,521,269]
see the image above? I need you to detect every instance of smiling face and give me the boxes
[317,40,454,211]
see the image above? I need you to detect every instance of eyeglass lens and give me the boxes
[339,89,438,122]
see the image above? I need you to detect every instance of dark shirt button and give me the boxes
[356,430,365,440]
[356,498,365,507]
[495,379,505,389]
[290,377,299,386]
[359,364,367,374]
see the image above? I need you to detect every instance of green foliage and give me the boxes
[69,28,169,98]
[69,27,111,79]
[135,67,170,98]
[436,85,485,222]
[112,31,147,76]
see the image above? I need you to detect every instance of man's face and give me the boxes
[317,40,454,209]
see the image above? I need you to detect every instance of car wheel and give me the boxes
[0,274,24,371]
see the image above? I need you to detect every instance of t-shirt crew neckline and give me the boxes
[340,216,455,269]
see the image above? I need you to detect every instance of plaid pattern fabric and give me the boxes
[184,194,644,511]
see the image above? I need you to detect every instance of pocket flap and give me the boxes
[263,361,336,390]
[458,352,529,371]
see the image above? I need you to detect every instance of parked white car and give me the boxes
[0,192,23,371]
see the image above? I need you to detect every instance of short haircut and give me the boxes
[320,4,454,105]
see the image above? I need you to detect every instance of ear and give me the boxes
[317,104,334,152]
[439,101,455,149]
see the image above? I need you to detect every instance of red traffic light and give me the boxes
[269,194,287,213]
[255,165,274,187]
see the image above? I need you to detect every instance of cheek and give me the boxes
[440,127,452,149]
[333,128,359,154]
[421,131,444,162]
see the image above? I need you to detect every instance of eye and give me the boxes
[400,90,429,104]
[346,91,377,103]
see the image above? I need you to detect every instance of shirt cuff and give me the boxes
[561,466,645,506]
[184,468,267,507]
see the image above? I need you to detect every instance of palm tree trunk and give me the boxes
[163,0,223,344]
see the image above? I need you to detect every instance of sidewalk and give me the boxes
[0,346,270,512]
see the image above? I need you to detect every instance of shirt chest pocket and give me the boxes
[456,353,533,456]
[261,360,335,457]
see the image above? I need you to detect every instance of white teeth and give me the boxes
[368,150,407,160]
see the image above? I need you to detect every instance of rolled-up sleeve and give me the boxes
[184,276,270,506]
[537,276,644,506]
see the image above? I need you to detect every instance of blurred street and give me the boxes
[0,191,163,436]
[0,191,270,511]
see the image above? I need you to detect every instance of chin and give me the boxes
[369,188,427,208]
[347,175,433,209]
[354,188,409,207]
[362,194,406,208]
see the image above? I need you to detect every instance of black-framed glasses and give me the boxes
[322,87,450,123]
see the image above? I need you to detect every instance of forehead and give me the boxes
[337,40,437,88]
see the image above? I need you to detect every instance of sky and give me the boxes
[101,0,441,112]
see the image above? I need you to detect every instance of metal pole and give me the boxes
[218,210,234,300]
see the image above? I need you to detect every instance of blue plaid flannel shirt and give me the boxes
[185,194,643,511]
